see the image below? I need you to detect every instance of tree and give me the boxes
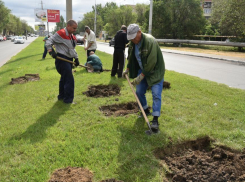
[143,0,206,39]
[0,0,11,33]
[210,0,245,41]
[135,3,149,27]
[94,2,117,26]
[167,0,206,39]
[104,5,137,36]
[4,14,16,35]
[143,0,171,38]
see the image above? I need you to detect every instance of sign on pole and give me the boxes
[47,10,60,22]
[34,9,47,22]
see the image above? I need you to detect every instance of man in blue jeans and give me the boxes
[123,24,165,130]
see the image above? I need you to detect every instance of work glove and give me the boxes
[131,73,144,86]
[74,58,80,67]
[49,50,57,58]
[122,68,129,78]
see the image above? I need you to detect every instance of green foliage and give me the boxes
[135,3,149,27]
[211,0,245,41]
[104,5,137,36]
[0,1,34,35]
[205,24,215,35]
[168,0,206,39]
[94,2,118,26]
[144,0,206,39]
[0,0,11,32]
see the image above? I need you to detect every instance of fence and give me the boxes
[156,39,245,48]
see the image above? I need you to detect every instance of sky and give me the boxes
[2,0,150,32]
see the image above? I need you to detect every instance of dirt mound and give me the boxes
[83,84,120,98]
[163,81,171,89]
[154,136,245,182]
[48,167,123,182]
[100,179,123,182]
[49,167,93,182]
[100,102,139,116]
[10,74,40,85]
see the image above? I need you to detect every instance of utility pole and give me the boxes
[41,0,43,9]
[40,0,48,36]
[148,0,153,35]
[66,0,72,20]
[94,0,97,37]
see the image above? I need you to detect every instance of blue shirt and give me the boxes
[135,39,143,70]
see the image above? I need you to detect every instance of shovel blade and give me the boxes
[86,63,94,73]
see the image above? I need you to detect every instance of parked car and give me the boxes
[14,36,25,44]
[109,38,115,46]
[3,36,6,41]
[76,35,84,45]
[0,36,3,41]
[11,36,18,42]
[7,35,12,40]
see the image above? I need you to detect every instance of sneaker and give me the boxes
[150,120,159,129]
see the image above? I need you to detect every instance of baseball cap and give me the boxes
[127,24,140,40]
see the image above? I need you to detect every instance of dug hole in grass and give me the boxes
[0,37,245,182]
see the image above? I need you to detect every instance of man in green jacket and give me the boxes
[85,51,103,72]
[123,24,165,130]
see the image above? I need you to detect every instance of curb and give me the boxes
[161,50,245,65]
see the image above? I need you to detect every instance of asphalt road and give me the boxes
[0,37,38,67]
[82,42,245,90]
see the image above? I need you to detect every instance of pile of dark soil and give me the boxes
[83,84,120,98]
[163,81,171,89]
[48,166,123,182]
[100,102,139,116]
[154,136,245,182]
[10,74,40,85]
[49,167,93,182]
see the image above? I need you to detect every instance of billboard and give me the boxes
[47,10,60,22]
[35,24,46,31]
[35,9,47,22]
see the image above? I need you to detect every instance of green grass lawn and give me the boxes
[0,37,245,182]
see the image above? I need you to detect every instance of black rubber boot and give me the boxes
[150,120,159,130]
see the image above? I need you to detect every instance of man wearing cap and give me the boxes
[122,24,165,130]
[111,25,129,78]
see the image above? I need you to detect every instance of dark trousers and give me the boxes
[111,50,125,77]
[42,46,47,59]
[87,49,96,58]
[55,53,74,103]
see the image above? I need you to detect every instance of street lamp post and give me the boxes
[94,0,97,36]
[148,0,153,35]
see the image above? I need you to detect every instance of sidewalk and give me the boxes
[161,48,245,64]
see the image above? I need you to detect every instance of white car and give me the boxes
[14,36,25,44]
[0,36,3,41]
[11,36,18,42]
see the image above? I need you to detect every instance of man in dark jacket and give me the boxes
[111,25,129,78]
[123,24,165,130]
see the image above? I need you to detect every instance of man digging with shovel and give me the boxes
[123,24,165,132]
[46,19,79,104]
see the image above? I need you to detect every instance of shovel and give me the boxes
[125,74,153,135]
[56,56,94,72]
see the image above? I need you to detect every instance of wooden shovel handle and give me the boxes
[125,74,152,132]
[56,56,89,68]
